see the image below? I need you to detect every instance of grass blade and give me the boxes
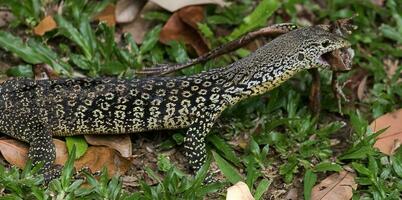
[303,170,317,200]
[228,0,280,40]
[212,151,242,184]
[207,134,241,166]
[254,179,271,200]
[0,31,42,64]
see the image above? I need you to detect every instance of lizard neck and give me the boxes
[219,44,304,106]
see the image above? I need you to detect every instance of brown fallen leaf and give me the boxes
[0,138,67,168]
[178,6,204,30]
[0,138,130,177]
[84,134,132,157]
[150,0,228,12]
[370,109,402,155]
[55,139,130,177]
[33,15,57,36]
[75,146,130,177]
[178,6,210,48]
[226,181,254,200]
[312,171,357,200]
[356,75,368,101]
[54,138,69,165]
[115,0,146,23]
[122,2,161,43]
[0,139,29,168]
[160,6,209,56]
[94,4,116,26]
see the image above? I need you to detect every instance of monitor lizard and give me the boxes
[0,25,353,182]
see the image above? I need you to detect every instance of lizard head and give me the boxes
[293,26,354,71]
[270,25,354,72]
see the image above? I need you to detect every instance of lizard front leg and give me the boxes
[184,116,215,182]
[28,124,61,182]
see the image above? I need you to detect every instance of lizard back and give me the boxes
[0,71,228,138]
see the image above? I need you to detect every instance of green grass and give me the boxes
[0,0,401,199]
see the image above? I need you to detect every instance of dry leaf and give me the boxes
[115,0,146,23]
[84,134,132,157]
[226,181,254,200]
[150,0,228,12]
[0,138,130,177]
[75,146,130,177]
[0,139,29,168]
[178,6,204,30]
[122,2,161,43]
[160,6,209,56]
[55,139,130,177]
[312,171,357,200]
[357,75,368,101]
[33,15,57,36]
[94,4,116,26]
[390,140,401,155]
[370,109,402,155]
[54,138,69,165]
[0,138,66,168]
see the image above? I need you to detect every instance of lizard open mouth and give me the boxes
[319,47,354,71]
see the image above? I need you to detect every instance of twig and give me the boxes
[136,23,298,76]
[308,68,321,117]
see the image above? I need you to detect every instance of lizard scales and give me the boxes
[0,26,351,181]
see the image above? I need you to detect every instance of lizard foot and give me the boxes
[73,167,102,180]
[43,165,63,184]
[203,171,219,184]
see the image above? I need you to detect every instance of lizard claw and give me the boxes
[73,167,102,180]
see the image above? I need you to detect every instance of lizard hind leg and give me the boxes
[27,126,61,182]
[184,118,216,183]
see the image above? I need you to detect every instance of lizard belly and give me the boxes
[49,104,194,136]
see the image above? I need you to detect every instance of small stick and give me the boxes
[136,23,298,76]
[308,68,321,117]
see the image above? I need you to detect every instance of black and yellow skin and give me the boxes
[0,26,351,181]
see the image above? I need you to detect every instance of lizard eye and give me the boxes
[321,40,330,47]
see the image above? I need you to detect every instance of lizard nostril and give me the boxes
[297,53,304,61]
[322,40,330,47]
